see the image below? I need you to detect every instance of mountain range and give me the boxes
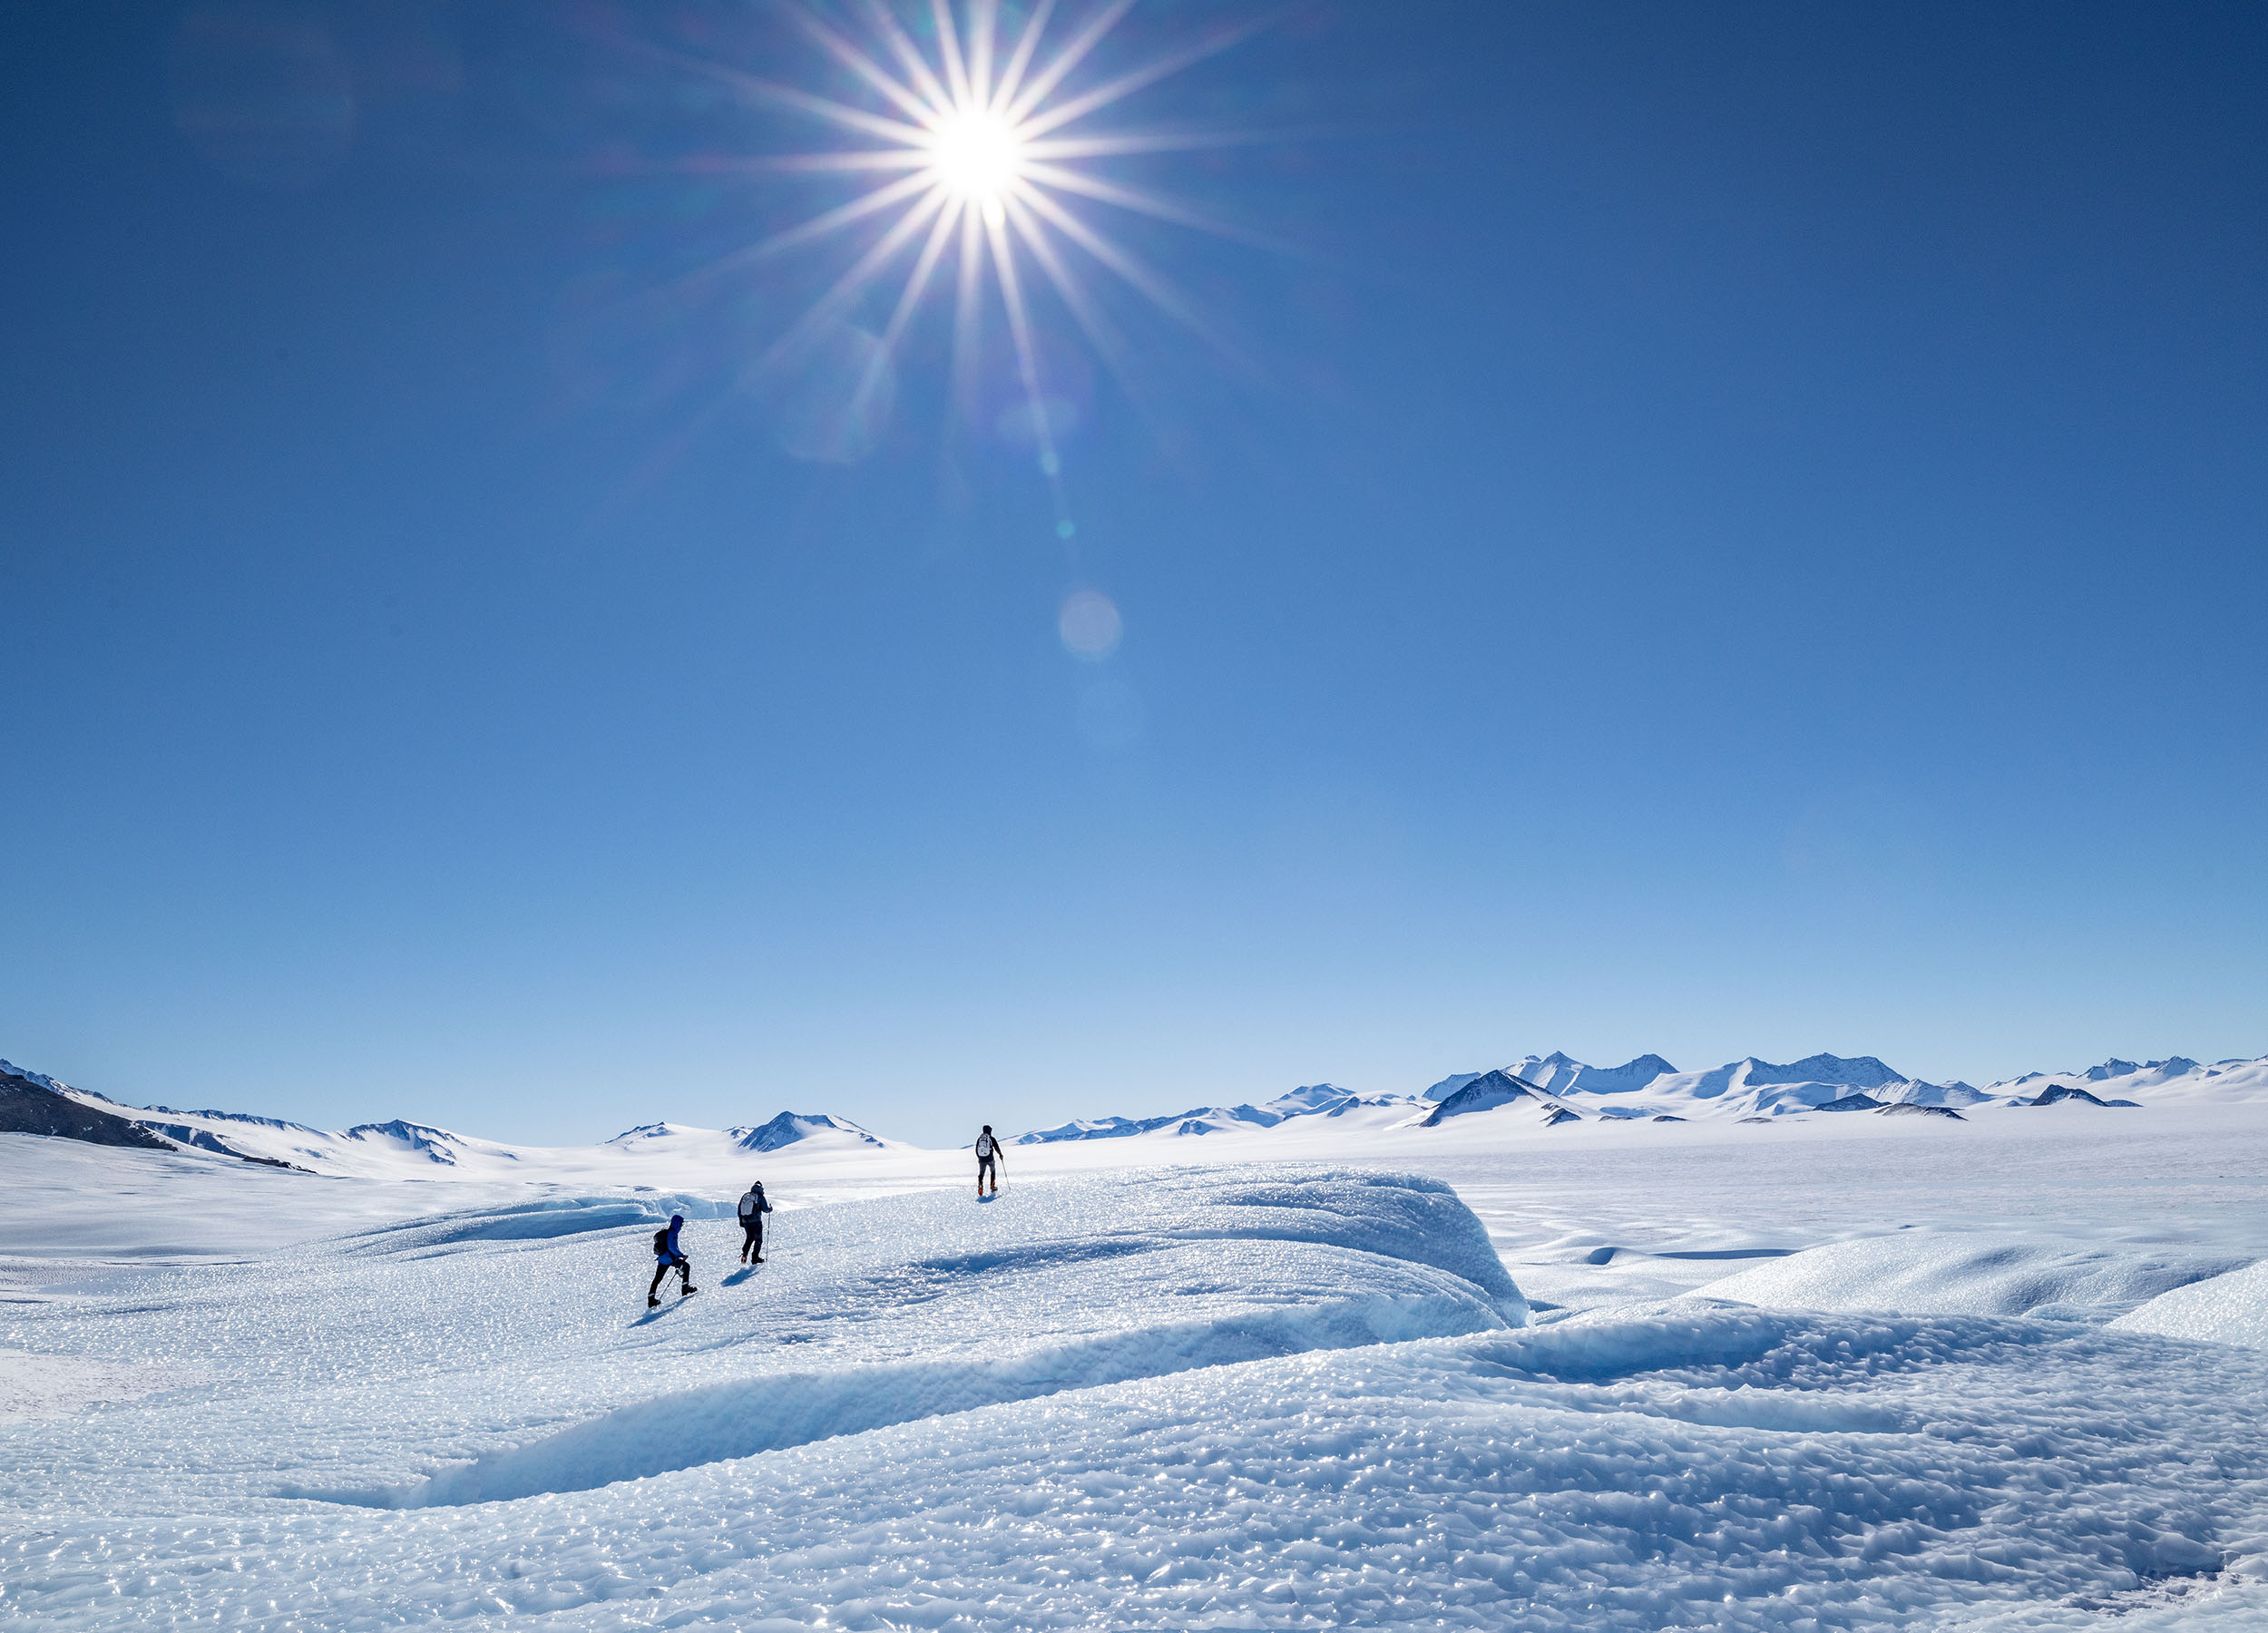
[4,1050,2264,1174]
[0,1060,895,1178]
[1000,1050,2268,1144]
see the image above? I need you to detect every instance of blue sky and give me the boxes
[4,1,2263,1146]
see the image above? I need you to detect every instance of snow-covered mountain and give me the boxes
[1018,1083,1422,1145]
[597,1113,897,1166]
[734,1112,887,1154]
[1419,1071,1577,1129]
[1502,1053,1681,1097]
[0,1061,899,1180]
[1034,1051,2268,1143]
[1417,1051,2268,1124]
[1,1062,173,1152]
[8,1048,2266,1176]
[1977,1056,2268,1109]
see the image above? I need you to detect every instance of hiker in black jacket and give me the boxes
[737,1181,773,1263]
[975,1126,1002,1197]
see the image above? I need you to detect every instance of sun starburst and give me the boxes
[637,0,1277,512]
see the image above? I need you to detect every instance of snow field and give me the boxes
[7,1135,2268,1628]
[9,1303,2268,1628]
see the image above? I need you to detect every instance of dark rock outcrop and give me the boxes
[0,1069,173,1151]
[1419,1070,1549,1128]
[2023,1084,2138,1109]
[1877,1102,1965,1120]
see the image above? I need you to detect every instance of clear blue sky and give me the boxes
[5,1,2263,1147]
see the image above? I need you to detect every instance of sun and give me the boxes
[644,0,1280,519]
[926,108,1025,214]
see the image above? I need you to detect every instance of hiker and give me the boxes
[737,1180,772,1264]
[975,1124,1002,1197]
[648,1213,696,1307]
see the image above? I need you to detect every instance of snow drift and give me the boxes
[2113,1258,2268,1351]
[1698,1231,2248,1321]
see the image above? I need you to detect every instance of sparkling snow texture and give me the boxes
[6,1121,2268,1629]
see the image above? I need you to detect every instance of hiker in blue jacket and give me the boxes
[648,1213,696,1308]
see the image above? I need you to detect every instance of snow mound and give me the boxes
[1699,1232,2248,1321]
[350,1289,1496,1508]
[337,1194,733,1253]
[2112,1258,2268,1351]
[265,1168,1520,1504]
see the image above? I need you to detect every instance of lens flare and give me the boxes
[1058,589,1122,659]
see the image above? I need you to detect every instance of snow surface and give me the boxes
[1697,1232,2248,1322]
[2113,1258,2268,1351]
[0,1347,200,1426]
[6,1096,2268,1628]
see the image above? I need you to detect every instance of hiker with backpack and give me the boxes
[647,1213,696,1308]
[737,1180,772,1264]
[975,1125,1002,1197]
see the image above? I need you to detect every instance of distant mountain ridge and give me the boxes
[0,1060,894,1177]
[4,1049,2263,1169]
[1,1063,173,1152]
[1035,1051,2268,1140]
[1018,1082,1419,1145]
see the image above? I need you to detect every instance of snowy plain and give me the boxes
[5,1090,2268,1628]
